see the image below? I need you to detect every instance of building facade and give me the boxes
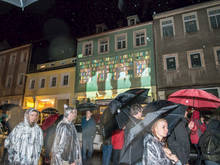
[153,0,220,99]
[23,57,76,114]
[0,44,31,105]
[76,17,156,109]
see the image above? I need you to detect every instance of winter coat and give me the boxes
[51,118,82,165]
[190,111,206,144]
[143,134,182,165]
[199,119,220,163]
[81,116,96,141]
[167,118,190,164]
[112,130,124,150]
[4,109,43,165]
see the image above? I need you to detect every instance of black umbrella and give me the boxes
[41,108,58,114]
[101,88,149,139]
[76,103,98,112]
[120,103,186,164]
[0,104,18,111]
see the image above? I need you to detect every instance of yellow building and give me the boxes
[23,57,76,114]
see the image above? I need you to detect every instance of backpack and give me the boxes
[199,130,220,162]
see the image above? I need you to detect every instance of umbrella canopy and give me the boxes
[41,108,58,114]
[1,0,38,10]
[168,89,220,109]
[120,103,186,164]
[76,102,98,112]
[101,88,149,138]
[0,104,18,112]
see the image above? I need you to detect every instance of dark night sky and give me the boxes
[0,0,212,50]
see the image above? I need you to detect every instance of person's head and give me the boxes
[130,104,143,120]
[25,108,39,127]
[64,104,77,122]
[151,118,168,141]
[86,110,92,119]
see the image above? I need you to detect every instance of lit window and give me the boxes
[6,76,12,88]
[40,78,45,88]
[50,76,57,87]
[208,7,220,29]
[187,49,205,68]
[62,74,69,86]
[30,79,35,89]
[160,17,175,38]
[20,51,27,63]
[99,38,109,54]
[9,54,16,65]
[18,74,24,86]
[134,29,146,47]
[213,47,220,65]
[115,33,127,50]
[83,41,93,56]
[183,12,199,33]
[163,54,179,71]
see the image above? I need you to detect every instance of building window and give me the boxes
[39,78,46,88]
[133,29,147,47]
[50,76,57,87]
[207,7,220,29]
[20,50,27,63]
[115,33,127,50]
[0,56,5,65]
[160,17,175,38]
[213,46,220,65]
[6,76,12,88]
[17,74,24,86]
[163,54,179,71]
[187,49,205,68]
[98,38,109,54]
[29,79,35,89]
[9,54,16,65]
[182,12,199,33]
[83,41,93,56]
[61,73,69,86]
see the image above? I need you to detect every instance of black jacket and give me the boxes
[199,119,220,163]
[167,118,190,164]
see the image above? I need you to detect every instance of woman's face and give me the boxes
[155,120,168,140]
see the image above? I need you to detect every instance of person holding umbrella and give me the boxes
[120,103,143,165]
[81,110,96,162]
[143,118,182,165]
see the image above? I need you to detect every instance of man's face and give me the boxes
[86,111,92,119]
[28,111,39,124]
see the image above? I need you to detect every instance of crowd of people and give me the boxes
[0,103,219,165]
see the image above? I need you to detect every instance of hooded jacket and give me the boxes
[4,109,43,165]
[51,117,82,165]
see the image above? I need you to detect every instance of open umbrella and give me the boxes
[41,108,58,114]
[168,89,220,109]
[0,104,18,112]
[76,102,98,112]
[120,103,186,164]
[1,0,38,10]
[101,88,149,138]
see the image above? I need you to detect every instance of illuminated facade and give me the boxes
[0,44,31,105]
[23,57,76,114]
[76,19,156,106]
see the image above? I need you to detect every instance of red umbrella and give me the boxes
[168,89,220,109]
